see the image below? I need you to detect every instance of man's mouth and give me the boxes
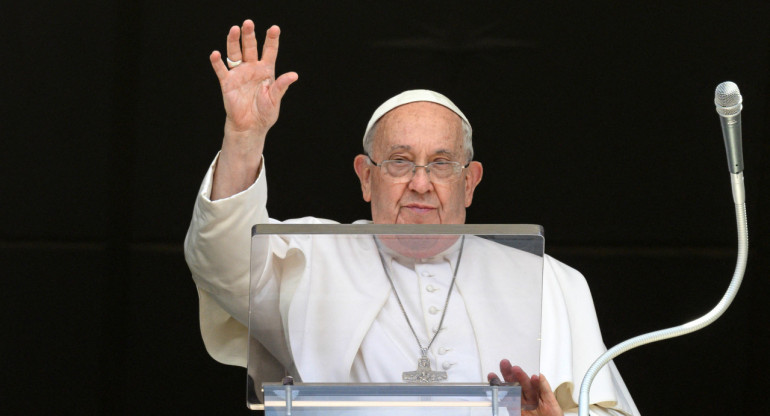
[403,204,436,214]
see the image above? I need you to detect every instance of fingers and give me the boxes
[499,359,528,383]
[487,372,503,385]
[226,25,242,64]
[241,19,258,62]
[534,374,563,414]
[270,71,299,102]
[513,370,535,401]
[497,360,562,414]
[261,25,281,65]
[499,360,538,406]
[222,21,282,69]
[209,50,228,82]
[497,360,532,391]
[536,374,558,403]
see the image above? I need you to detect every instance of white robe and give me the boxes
[184,155,640,415]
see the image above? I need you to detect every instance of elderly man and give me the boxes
[185,20,639,416]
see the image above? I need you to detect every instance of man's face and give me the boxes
[354,102,483,224]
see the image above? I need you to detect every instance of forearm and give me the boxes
[210,125,266,200]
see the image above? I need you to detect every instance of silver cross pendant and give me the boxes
[402,351,447,383]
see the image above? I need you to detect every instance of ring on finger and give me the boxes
[226,57,242,68]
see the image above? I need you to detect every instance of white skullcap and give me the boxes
[363,89,471,147]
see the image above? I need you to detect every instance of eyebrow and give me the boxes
[387,145,457,157]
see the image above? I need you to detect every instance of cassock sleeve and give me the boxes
[183,153,268,367]
[541,255,641,415]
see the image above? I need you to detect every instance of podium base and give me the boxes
[256,383,521,415]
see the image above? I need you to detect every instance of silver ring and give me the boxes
[226,57,242,68]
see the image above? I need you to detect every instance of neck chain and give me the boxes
[374,235,466,383]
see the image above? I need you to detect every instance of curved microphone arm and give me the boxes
[577,173,749,416]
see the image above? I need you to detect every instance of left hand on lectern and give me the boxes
[488,359,563,416]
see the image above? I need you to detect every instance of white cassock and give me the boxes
[185,155,640,416]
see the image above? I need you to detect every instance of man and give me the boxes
[185,20,639,416]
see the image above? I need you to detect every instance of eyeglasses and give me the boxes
[368,156,470,184]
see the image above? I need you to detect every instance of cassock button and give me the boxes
[420,271,435,277]
[442,362,456,370]
[428,306,440,314]
[438,347,451,355]
[426,285,438,293]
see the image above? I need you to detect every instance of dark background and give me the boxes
[3,1,769,414]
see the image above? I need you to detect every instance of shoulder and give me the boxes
[543,254,592,295]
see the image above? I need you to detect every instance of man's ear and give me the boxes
[464,161,483,207]
[354,154,373,202]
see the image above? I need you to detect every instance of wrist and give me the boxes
[223,118,268,141]
[221,122,266,160]
[211,149,263,200]
[219,137,263,175]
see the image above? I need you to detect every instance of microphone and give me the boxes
[714,81,744,174]
[578,83,751,416]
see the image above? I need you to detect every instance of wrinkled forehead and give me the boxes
[373,103,465,155]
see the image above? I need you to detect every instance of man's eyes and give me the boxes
[387,159,452,164]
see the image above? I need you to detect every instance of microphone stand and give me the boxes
[577,94,749,416]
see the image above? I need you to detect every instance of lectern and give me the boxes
[247,224,545,414]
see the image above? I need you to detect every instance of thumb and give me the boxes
[271,71,299,102]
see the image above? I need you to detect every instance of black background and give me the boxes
[3,1,769,414]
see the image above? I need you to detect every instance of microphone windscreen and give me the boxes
[715,82,743,116]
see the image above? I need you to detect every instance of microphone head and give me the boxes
[715,81,743,116]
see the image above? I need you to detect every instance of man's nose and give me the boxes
[407,166,433,193]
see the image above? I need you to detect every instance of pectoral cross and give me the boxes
[402,351,447,383]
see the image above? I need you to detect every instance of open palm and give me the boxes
[210,20,298,136]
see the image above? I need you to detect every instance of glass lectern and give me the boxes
[248,224,544,414]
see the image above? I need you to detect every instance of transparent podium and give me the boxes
[248,224,544,414]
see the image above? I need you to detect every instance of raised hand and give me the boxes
[209,20,298,200]
[488,360,563,416]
